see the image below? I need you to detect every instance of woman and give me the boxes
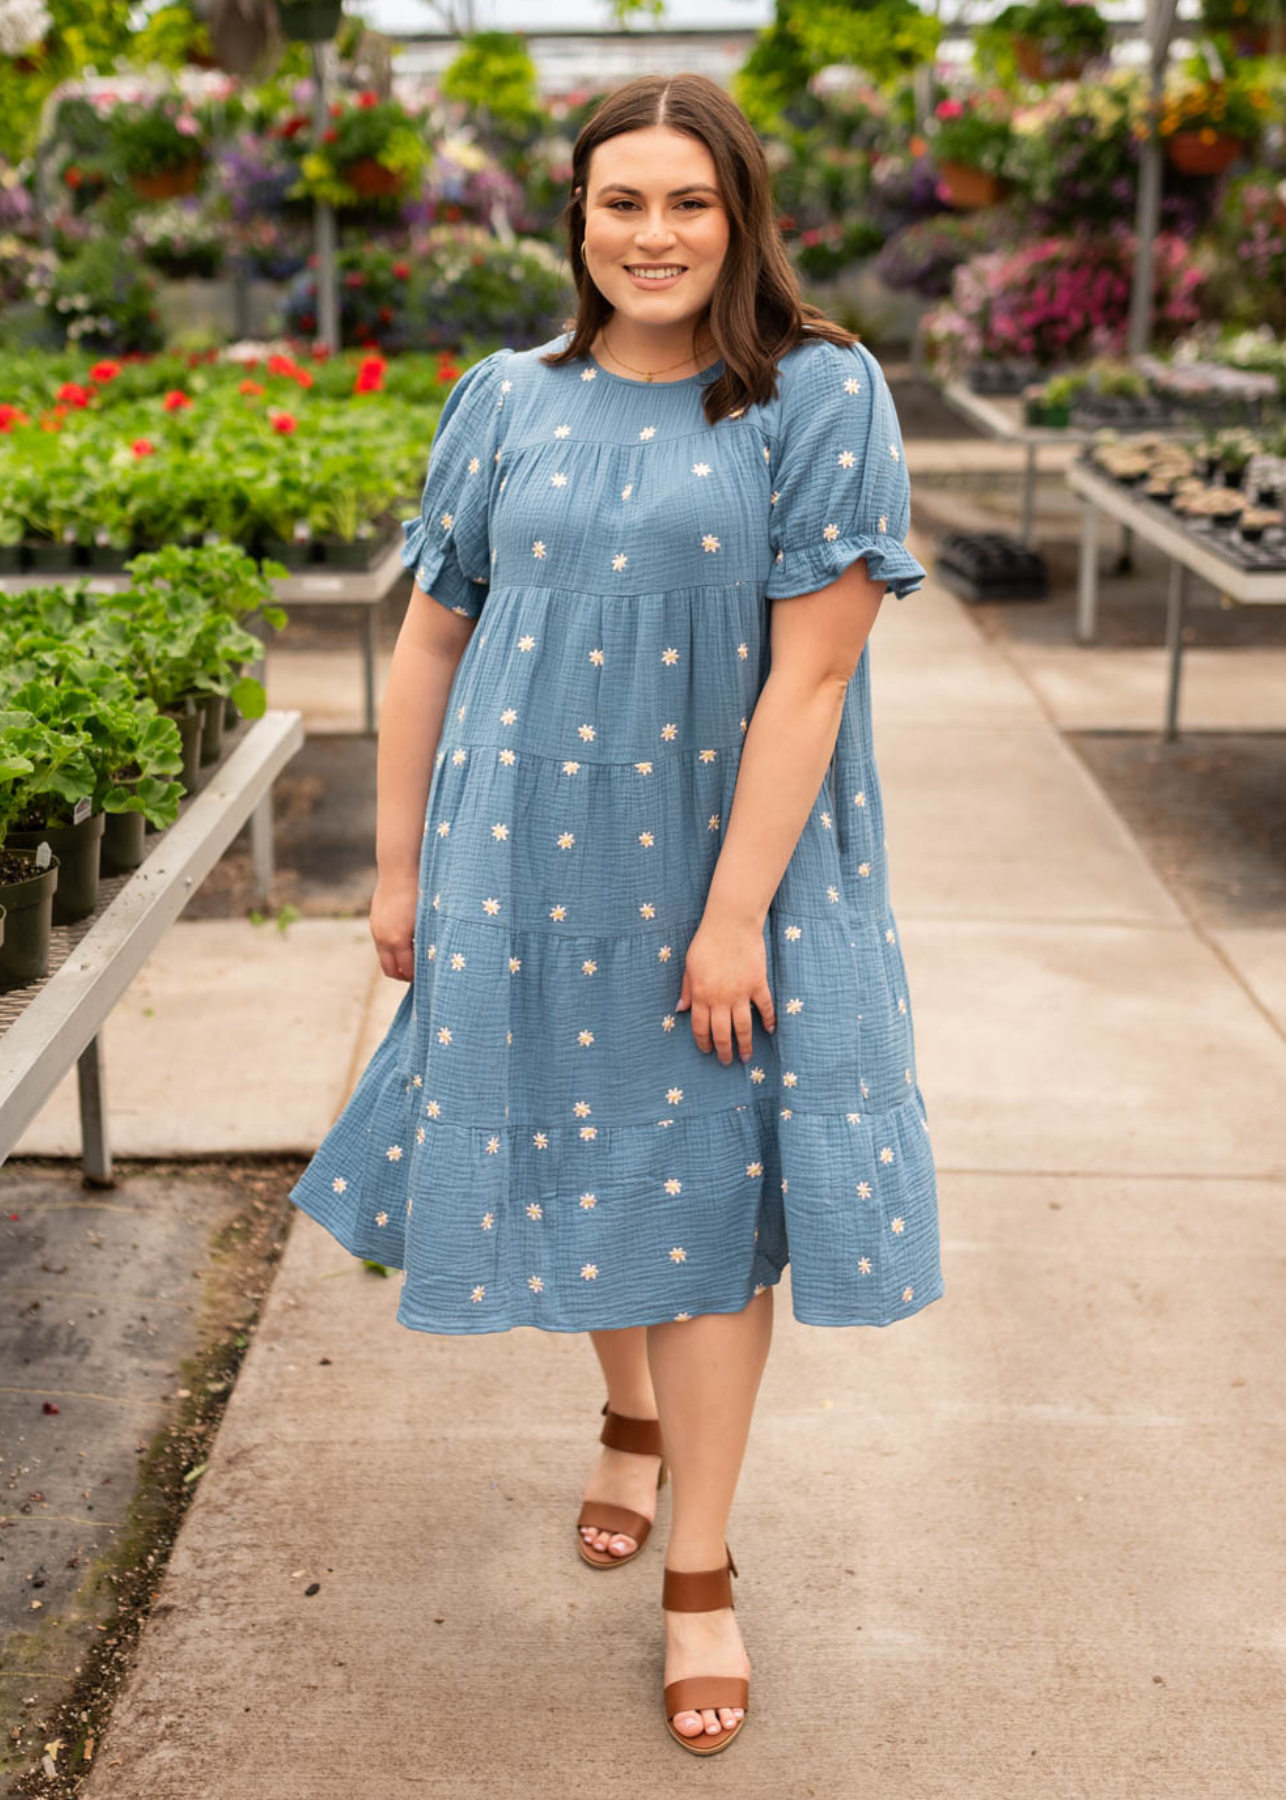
[288,71,943,1756]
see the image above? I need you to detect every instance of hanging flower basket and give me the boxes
[130,160,204,201]
[937,161,1007,210]
[1164,133,1246,177]
[277,0,343,40]
[341,156,404,198]
[1010,36,1090,82]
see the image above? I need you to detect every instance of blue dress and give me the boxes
[288,326,944,1335]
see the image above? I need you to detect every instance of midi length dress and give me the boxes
[288,326,945,1336]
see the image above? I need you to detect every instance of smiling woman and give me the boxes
[286,67,940,1761]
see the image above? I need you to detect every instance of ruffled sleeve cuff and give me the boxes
[399,504,488,619]
[765,532,928,603]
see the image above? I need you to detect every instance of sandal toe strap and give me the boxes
[576,1500,652,1542]
[664,1676,749,1717]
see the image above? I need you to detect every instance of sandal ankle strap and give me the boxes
[662,1546,737,1612]
[599,1398,664,1459]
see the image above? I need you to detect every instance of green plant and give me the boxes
[27,238,162,352]
[439,31,542,129]
[930,92,1015,175]
[106,95,209,178]
[289,93,430,207]
[976,0,1111,82]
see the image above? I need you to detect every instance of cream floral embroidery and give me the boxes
[639,829,655,846]
[579,1192,597,1208]
[483,897,500,915]
[666,1086,684,1105]
[533,1132,549,1149]
[386,1144,403,1162]
[581,957,598,975]
[490,823,508,842]
[844,376,861,395]
[660,723,677,740]
[669,1246,687,1262]
[891,1217,905,1234]
[562,759,580,775]
[500,707,517,725]
[746,1160,764,1177]
[581,1263,599,1279]
[532,540,547,558]
[518,634,536,651]
[664,1177,682,1195]
[692,462,711,476]
[878,515,888,533]
[635,759,653,773]
[859,1257,872,1275]
[902,1286,914,1302]
[527,1202,543,1219]
[838,450,856,468]
[639,425,657,440]
[578,722,596,740]
[551,471,568,487]
[557,831,575,849]
[622,482,633,499]
[471,1285,486,1302]
[486,1136,501,1154]
[890,444,900,461]
[481,1211,495,1230]
[578,1029,594,1045]
[856,1180,872,1198]
[880,1146,894,1164]
[640,901,656,918]
[554,424,571,438]
[590,648,604,665]
[529,1274,545,1292]
[581,367,596,380]
[331,1175,348,1193]
[549,903,567,920]
[439,511,454,531]
[702,533,720,553]
[613,553,628,571]
[375,1211,388,1226]
[467,455,480,474]
[737,642,748,659]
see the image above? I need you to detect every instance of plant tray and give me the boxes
[966,360,1044,397]
[933,531,1049,602]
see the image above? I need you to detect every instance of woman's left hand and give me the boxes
[676,912,776,1064]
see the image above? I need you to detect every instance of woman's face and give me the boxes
[580,126,730,329]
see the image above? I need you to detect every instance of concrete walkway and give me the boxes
[40,539,1286,1795]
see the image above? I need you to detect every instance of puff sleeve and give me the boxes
[766,338,927,603]
[400,346,514,619]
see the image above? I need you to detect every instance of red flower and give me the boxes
[270,411,298,434]
[292,367,314,388]
[64,166,83,189]
[56,381,92,407]
[354,363,385,393]
[437,359,461,384]
[132,438,156,457]
[278,114,308,138]
[322,127,338,143]
[239,378,265,396]
[357,91,379,108]
[343,270,366,287]
[391,260,410,280]
[52,402,69,417]
[162,389,192,411]
[300,312,316,332]
[378,305,393,323]
[40,416,61,433]
[329,101,343,118]
[90,360,121,382]
[0,403,30,431]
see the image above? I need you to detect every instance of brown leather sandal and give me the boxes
[575,1399,668,1568]
[661,1545,749,1754]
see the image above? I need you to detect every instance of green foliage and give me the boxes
[27,238,162,354]
[735,0,939,133]
[0,0,137,162]
[439,32,542,129]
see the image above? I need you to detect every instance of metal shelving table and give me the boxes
[0,532,405,733]
[939,380,1102,548]
[0,709,305,1183]
[1066,461,1286,739]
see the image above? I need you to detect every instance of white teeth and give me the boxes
[628,266,683,278]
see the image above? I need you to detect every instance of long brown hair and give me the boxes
[540,73,858,424]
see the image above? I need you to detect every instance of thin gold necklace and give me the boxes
[599,328,717,383]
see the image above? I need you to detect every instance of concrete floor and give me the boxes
[5,392,1286,1795]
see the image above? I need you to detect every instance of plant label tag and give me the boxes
[35,840,52,869]
[73,797,92,825]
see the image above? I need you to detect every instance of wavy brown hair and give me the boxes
[540,72,859,425]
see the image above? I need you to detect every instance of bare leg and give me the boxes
[650,1287,774,1739]
[578,1324,663,1558]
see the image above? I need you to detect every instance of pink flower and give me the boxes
[935,98,964,121]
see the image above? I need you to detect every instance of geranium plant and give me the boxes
[977,0,1111,82]
[929,91,1015,176]
[289,93,430,208]
[106,95,209,180]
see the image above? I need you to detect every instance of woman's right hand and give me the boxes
[369,873,419,982]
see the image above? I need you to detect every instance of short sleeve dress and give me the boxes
[287,327,944,1336]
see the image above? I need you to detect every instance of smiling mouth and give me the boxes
[625,265,686,278]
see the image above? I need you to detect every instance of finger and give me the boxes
[691,999,712,1052]
[676,969,689,1013]
[754,980,776,1034]
[711,1005,734,1065]
[733,998,754,1062]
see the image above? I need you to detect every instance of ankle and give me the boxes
[605,1395,659,1421]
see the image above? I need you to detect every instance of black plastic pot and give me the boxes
[7,811,105,924]
[1223,465,1247,490]
[198,690,226,764]
[0,543,24,571]
[0,853,60,988]
[22,536,82,570]
[314,536,378,569]
[257,533,311,568]
[101,788,149,874]
[277,0,342,39]
[164,697,205,798]
[87,541,138,572]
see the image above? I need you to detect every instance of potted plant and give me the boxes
[0,706,97,925]
[1157,74,1273,176]
[1199,0,1285,57]
[1212,426,1261,487]
[929,95,1014,209]
[987,0,1111,82]
[108,97,209,202]
[289,94,430,210]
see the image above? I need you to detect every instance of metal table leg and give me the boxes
[249,789,275,906]
[77,1034,113,1187]
[1163,559,1187,742]
[1116,523,1135,574]
[1020,443,1036,547]
[1075,501,1100,643]
[363,608,379,734]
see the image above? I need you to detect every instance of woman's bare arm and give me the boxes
[677,558,886,1061]
[370,584,476,981]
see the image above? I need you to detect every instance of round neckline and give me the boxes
[584,349,724,389]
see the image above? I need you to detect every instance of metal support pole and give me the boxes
[1076,501,1100,644]
[1127,0,1180,357]
[364,608,380,734]
[1116,523,1136,574]
[1020,443,1037,546]
[311,42,340,352]
[1163,559,1187,741]
[76,1035,113,1187]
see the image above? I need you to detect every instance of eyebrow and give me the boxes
[593,183,720,199]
